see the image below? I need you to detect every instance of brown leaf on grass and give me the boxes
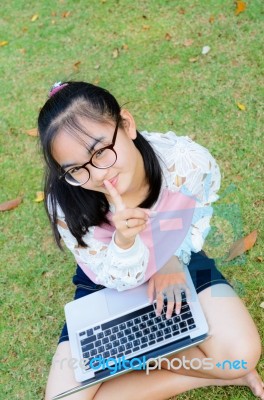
[0,197,23,211]
[19,48,26,54]
[189,57,199,63]
[73,61,81,71]
[26,128,38,137]
[122,44,129,50]
[179,8,186,15]
[62,11,71,18]
[183,39,193,47]
[0,41,8,47]
[260,302,264,309]
[209,16,215,23]
[235,1,247,15]
[34,191,44,203]
[31,14,39,22]
[165,33,172,41]
[256,257,263,263]
[226,230,258,261]
[142,25,150,31]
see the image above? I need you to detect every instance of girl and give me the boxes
[38,81,263,400]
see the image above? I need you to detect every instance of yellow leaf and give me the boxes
[31,14,39,22]
[235,1,247,15]
[237,103,246,111]
[112,48,119,59]
[0,41,8,47]
[34,191,44,203]
[26,128,39,137]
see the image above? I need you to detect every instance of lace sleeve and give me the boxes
[56,214,149,291]
[157,133,221,264]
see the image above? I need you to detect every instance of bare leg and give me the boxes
[45,341,264,400]
[94,367,264,400]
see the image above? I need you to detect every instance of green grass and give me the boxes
[0,0,263,399]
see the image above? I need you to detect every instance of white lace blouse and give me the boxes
[54,131,221,291]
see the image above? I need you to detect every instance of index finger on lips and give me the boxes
[103,180,125,212]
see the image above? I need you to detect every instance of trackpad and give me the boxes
[104,283,149,316]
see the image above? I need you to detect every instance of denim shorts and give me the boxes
[58,250,232,344]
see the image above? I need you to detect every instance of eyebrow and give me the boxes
[61,136,105,169]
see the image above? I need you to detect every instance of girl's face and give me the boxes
[52,109,147,202]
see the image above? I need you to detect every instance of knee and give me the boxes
[217,332,262,379]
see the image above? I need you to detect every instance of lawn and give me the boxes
[0,0,263,399]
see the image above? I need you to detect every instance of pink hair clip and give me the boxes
[49,82,68,98]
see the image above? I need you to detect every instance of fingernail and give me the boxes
[176,309,180,315]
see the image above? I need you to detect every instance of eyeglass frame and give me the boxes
[59,115,120,185]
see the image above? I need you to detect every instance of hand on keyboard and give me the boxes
[147,256,191,319]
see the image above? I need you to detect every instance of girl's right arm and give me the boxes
[54,202,150,292]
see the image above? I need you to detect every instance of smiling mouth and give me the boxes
[107,175,119,186]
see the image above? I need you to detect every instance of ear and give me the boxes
[120,109,137,140]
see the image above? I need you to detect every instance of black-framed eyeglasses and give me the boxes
[59,116,120,186]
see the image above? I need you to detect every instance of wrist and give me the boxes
[114,232,135,249]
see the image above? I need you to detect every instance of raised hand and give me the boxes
[103,180,150,249]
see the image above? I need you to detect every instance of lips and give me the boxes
[108,175,118,187]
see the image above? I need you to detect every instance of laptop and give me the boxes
[53,263,209,399]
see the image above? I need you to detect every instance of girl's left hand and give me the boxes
[147,256,191,319]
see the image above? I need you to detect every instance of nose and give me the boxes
[89,165,110,183]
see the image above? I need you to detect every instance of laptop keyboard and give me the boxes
[78,293,196,371]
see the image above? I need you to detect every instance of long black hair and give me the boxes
[38,81,162,248]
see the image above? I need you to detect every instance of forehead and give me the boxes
[51,118,115,165]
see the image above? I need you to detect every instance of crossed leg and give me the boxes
[45,284,264,400]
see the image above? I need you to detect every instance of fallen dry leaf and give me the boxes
[112,48,119,59]
[73,61,81,71]
[260,302,264,309]
[34,191,44,203]
[256,257,263,262]
[235,1,247,16]
[209,16,215,24]
[183,39,193,47]
[226,230,258,261]
[0,41,8,47]
[122,44,129,50]
[179,8,186,14]
[62,11,71,18]
[237,102,246,111]
[0,197,23,211]
[31,14,39,22]
[142,25,150,31]
[19,48,26,54]
[26,128,38,137]
[189,57,199,63]
[165,33,172,41]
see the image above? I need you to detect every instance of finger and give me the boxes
[147,279,154,303]
[123,218,147,229]
[118,208,149,221]
[166,298,175,319]
[155,291,164,316]
[174,288,182,315]
[184,285,192,305]
[103,180,125,211]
